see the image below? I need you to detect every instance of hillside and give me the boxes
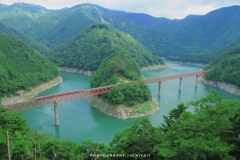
[19,3,189,55]
[21,5,95,48]
[1,3,240,61]
[18,4,240,58]
[90,48,142,88]
[0,34,59,97]
[0,3,52,30]
[203,39,240,87]
[0,23,51,55]
[49,23,165,71]
[113,5,240,55]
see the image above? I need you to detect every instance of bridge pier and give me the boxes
[54,102,59,126]
[179,78,182,91]
[158,82,161,96]
[195,75,199,87]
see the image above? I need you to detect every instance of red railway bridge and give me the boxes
[3,70,210,125]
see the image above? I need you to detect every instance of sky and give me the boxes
[1,0,240,19]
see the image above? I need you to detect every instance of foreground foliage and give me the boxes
[0,91,239,159]
[0,34,59,97]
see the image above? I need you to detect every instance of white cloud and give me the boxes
[1,0,240,19]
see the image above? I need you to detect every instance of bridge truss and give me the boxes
[4,70,210,112]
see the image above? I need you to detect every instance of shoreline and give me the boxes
[60,64,168,76]
[87,96,160,120]
[1,76,63,106]
[198,77,240,96]
[166,60,206,67]
[141,64,168,71]
[59,67,96,76]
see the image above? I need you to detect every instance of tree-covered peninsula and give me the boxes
[49,23,165,71]
[0,34,59,98]
[203,39,240,88]
[88,48,159,119]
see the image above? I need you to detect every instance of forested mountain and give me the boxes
[0,34,59,97]
[21,5,95,48]
[0,23,51,55]
[49,24,164,71]
[113,5,240,55]
[167,52,217,64]
[1,3,240,60]
[203,39,240,87]
[0,3,52,29]
[18,3,191,54]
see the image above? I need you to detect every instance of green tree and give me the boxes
[158,91,238,160]
[41,139,79,159]
[110,118,162,159]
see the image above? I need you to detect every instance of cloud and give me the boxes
[1,0,240,19]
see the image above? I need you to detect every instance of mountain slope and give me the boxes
[21,5,95,48]
[0,23,51,55]
[21,3,186,55]
[49,24,164,71]
[169,6,240,53]
[0,2,52,30]
[0,34,59,97]
[203,39,240,87]
[1,3,240,59]
[90,48,142,88]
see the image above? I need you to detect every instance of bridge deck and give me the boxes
[3,70,210,112]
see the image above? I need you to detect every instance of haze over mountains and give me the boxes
[1,2,240,60]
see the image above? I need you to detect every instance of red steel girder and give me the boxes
[3,70,210,112]
[144,70,210,84]
[4,85,114,112]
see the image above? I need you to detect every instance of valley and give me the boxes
[0,2,240,159]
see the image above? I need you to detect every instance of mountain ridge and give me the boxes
[0,23,51,55]
[49,23,164,71]
[1,3,240,59]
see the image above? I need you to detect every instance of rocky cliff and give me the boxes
[87,96,160,119]
[198,77,240,96]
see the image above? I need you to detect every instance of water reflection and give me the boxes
[177,91,182,103]
[55,126,60,139]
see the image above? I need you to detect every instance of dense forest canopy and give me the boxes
[0,34,59,97]
[167,52,216,64]
[49,23,164,71]
[1,3,240,65]
[0,23,51,55]
[2,3,239,59]
[0,91,239,159]
[90,48,142,88]
[90,48,152,106]
[203,40,240,87]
